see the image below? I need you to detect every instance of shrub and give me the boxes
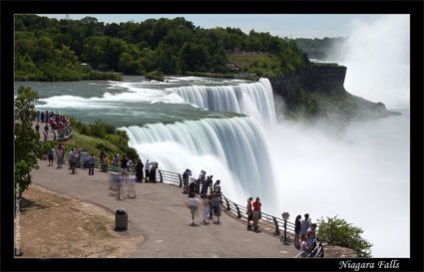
[317,216,373,257]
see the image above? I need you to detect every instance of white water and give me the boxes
[121,115,278,207]
[167,78,277,126]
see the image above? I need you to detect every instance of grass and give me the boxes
[227,54,273,69]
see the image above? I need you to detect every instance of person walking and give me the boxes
[69,149,78,174]
[120,155,129,176]
[252,197,262,233]
[187,193,200,226]
[246,197,253,231]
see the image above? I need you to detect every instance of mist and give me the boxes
[264,15,410,257]
[333,15,410,108]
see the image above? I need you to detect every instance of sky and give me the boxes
[36,14,388,39]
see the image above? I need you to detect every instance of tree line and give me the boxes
[15,15,312,81]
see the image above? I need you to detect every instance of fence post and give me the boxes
[234,204,241,219]
[159,170,163,182]
[273,216,280,235]
[224,197,230,211]
[178,174,182,187]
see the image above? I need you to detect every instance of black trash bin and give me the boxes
[115,208,128,231]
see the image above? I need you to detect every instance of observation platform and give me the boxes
[30,160,300,258]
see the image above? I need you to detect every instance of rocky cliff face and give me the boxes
[269,65,400,125]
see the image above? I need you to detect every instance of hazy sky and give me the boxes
[37,14,389,39]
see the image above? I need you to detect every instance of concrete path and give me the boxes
[30,160,300,258]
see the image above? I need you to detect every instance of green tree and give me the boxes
[14,86,43,198]
[317,216,373,257]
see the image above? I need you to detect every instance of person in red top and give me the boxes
[252,197,262,233]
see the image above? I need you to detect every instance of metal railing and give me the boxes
[49,155,296,242]
[155,169,296,241]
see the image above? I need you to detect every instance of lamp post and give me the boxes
[282,212,290,245]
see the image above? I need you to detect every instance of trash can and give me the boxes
[114,208,128,231]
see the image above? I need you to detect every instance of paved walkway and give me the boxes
[30,161,300,258]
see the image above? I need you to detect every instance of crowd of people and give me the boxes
[294,213,320,257]
[185,172,223,226]
[34,110,71,141]
[39,137,314,256]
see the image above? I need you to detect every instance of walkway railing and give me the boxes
[55,156,296,242]
[156,169,296,241]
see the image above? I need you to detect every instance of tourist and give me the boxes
[112,154,119,172]
[294,215,302,249]
[100,150,106,172]
[149,161,158,182]
[201,175,213,196]
[145,159,150,182]
[182,168,191,193]
[306,223,318,247]
[69,149,79,174]
[35,123,40,133]
[47,148,54,166]
[88,153,96,175]
[202,194,211,224]
[246,197,253,231]
[103,155,110,173]
[127,174,137,198]
[187,192,200,226]
[300,213,310,240]
[120,155,129,176]
[252,197,262,232]
[56,145,64,169]
[299,236,310,257]
[196,170,206,194]
[135,159,144,183]
[213,179,221,193]
[211,181,222,224]
[116,173,126,200]
[44,123,49,141]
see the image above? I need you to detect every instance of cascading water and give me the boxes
[121,115,277,206]
[168,78,277,126]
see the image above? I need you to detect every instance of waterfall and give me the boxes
[121,116,277,205]
[168,78,277,126]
